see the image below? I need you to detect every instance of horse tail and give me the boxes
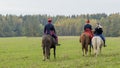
[83,33,86,45]
[80,33,85,48]
[95,37,97,50]
[42,35,52,59]
[84,33,89,49]
[84,33,90,45]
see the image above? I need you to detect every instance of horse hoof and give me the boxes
[42,59,45,61]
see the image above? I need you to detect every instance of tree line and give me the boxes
[0,13,120,37]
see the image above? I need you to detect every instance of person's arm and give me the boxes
[100,28,103,33]
[44,25,46,34]
[90,25,92,30]
[94,28,97,34]
[53,25,56,34]
[84,25,86,30]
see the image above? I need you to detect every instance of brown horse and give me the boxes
[42,34,56,61]
[79,33,92,56]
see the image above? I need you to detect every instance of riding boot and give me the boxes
[52,34,60,46]
[55,38,61,46]
[99,34,106,47]
[103,40,106,47]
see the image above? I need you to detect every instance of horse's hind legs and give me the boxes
[43,54,46,61]
[43,57,46,61]
[42,47,46,61]
[85,50,88,56]
[89,46,92,55]
[82,47,84,56]
[53,47,56,59]
[85,46,88,56]
[95,53,97,57]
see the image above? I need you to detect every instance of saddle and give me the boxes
[84,30,93,39]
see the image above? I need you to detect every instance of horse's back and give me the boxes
[42,35,52,47]
[80,33,90,44]
[42,34,56,48]
[42,35,51,41]
[80,33,91,52]
[92,36,103,47]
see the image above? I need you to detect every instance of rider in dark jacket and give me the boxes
[84,19,93,39]
[44,18,60,46]
[84,20,92,31]
[44,18,56,34]
[94,23,106,47]
[83,19,93,46]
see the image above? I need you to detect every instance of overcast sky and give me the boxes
[0,0,120,16]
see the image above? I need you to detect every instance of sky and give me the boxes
[0,0,120,16]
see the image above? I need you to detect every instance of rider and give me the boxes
[84,19,93,39]
[83,19,93,46]
[44,18,60,46]
[94,23,106,47]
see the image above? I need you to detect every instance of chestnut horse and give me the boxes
[42,34,56,61]
[80,33,92,56]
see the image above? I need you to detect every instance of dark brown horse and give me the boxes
[80,33,92,56]
[42,34,56,61]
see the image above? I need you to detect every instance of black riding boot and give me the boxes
[52,35,60,46]
[103,40,106,47]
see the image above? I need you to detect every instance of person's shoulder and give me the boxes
[87,24,92,26]
[51,24,54,26]
[45,24,48,26]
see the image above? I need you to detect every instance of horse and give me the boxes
[41,34,56,61]
[91,36,104,57]
[79,33,92,56]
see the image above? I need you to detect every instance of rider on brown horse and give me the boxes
[44,18,60,46]
[79,19,93,56]
[84,19,93,44]
[94,23,106,47]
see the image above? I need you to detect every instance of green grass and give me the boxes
[0,36,120,68]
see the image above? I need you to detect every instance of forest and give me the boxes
[0,13,120,37]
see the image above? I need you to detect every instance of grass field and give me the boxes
[0,36,120,68]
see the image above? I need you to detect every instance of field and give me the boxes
[0,36,120,68]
